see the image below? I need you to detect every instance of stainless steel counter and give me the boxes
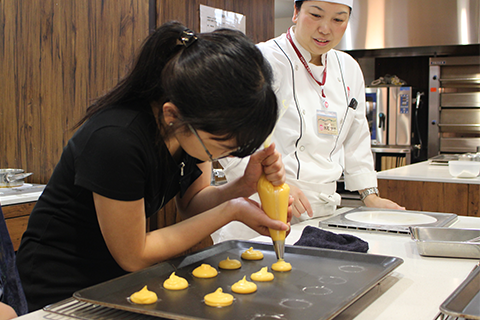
[0,184,45,206]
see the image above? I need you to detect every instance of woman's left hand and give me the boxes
[363,195,405,210]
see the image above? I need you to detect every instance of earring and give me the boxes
[169,122,174,126]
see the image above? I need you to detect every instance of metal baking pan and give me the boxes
[320,207,457,235]
[74,240,403,320]
[410,227,480,259]
[440,264,480,319]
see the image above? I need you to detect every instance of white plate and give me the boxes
[345,211,437,226]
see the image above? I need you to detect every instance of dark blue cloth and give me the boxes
[0,206,28,315]
[294,226,369,253]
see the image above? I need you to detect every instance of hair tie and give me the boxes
[178,29,197,48]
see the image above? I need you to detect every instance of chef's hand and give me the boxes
[289,185,313,218]
[363,194,405,210]
[242,143,286,194]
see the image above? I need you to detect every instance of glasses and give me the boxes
[187,123,249,162]
[187,123,214,162]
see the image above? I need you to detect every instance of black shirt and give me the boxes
[16,103,202,311]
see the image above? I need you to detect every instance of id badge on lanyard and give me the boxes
[316,110,338,136]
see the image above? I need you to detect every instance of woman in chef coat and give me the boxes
[216,0,403,241]
[16,21,290,311]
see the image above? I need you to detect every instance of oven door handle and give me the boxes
[378,113,386,129]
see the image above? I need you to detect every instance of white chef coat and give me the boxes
[213,29,377,243]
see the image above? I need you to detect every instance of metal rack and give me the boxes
[42,297,477,320]
[435,312,473,320]
[44,298,159,320]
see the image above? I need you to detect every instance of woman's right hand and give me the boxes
[240,143,286,196]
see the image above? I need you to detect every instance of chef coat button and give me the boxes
[337,77,341,82]
[299,145,305,152]
[295,65,299,71]
[302,109,306,115]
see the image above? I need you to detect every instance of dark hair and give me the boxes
[76,21,278,158]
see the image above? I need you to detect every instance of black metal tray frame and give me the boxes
[74,240,403,320]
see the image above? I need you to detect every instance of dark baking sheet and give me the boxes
[440,264,480,319]
[74,240,403,320]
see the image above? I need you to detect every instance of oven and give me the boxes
[365,86,414,171]
[428,56,480,158]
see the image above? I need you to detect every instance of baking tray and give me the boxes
[320,207,458,235]
[440,264,480,319]
[74,240,403,320]
[428,154,460,165]
[409,227,480,259]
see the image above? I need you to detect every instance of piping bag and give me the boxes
[257,101,289,260]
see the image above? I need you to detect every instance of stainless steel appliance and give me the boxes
[366,86,413,147]
[365,86,413,170]
[428,56,480,158]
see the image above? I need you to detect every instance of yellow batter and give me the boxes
[241,247,264,260]
[192,264,218,278]
[204,288,234,307]
[257,174,290,242]
[231,276,257,294]
[218,257,242,270]
[250,267,274,282]
[130,286,158,304]
[271,259,292,272]
[163,272,189,290]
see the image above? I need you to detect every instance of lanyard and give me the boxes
[286,28,327,98]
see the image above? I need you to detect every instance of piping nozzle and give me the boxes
[273,240,285,260]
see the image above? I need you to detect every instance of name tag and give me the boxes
[316,110,338,136]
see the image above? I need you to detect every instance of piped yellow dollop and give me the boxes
[231,276,257,294]
[204,288,234,307]
[271,259,292,272]
[250,267,274,282]
[163,272,189,290]
[241,247,264,260]
[218,257,242,270]
[130,286,158,304]
[192,264,218,278]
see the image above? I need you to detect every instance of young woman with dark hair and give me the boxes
[16,21,290,311]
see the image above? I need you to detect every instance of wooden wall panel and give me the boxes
[0,0,150,184]
[2,0,273,252]
[156,0,275,43]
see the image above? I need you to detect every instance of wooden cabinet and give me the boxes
[378,179,480,217]
[3,202,36,251]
